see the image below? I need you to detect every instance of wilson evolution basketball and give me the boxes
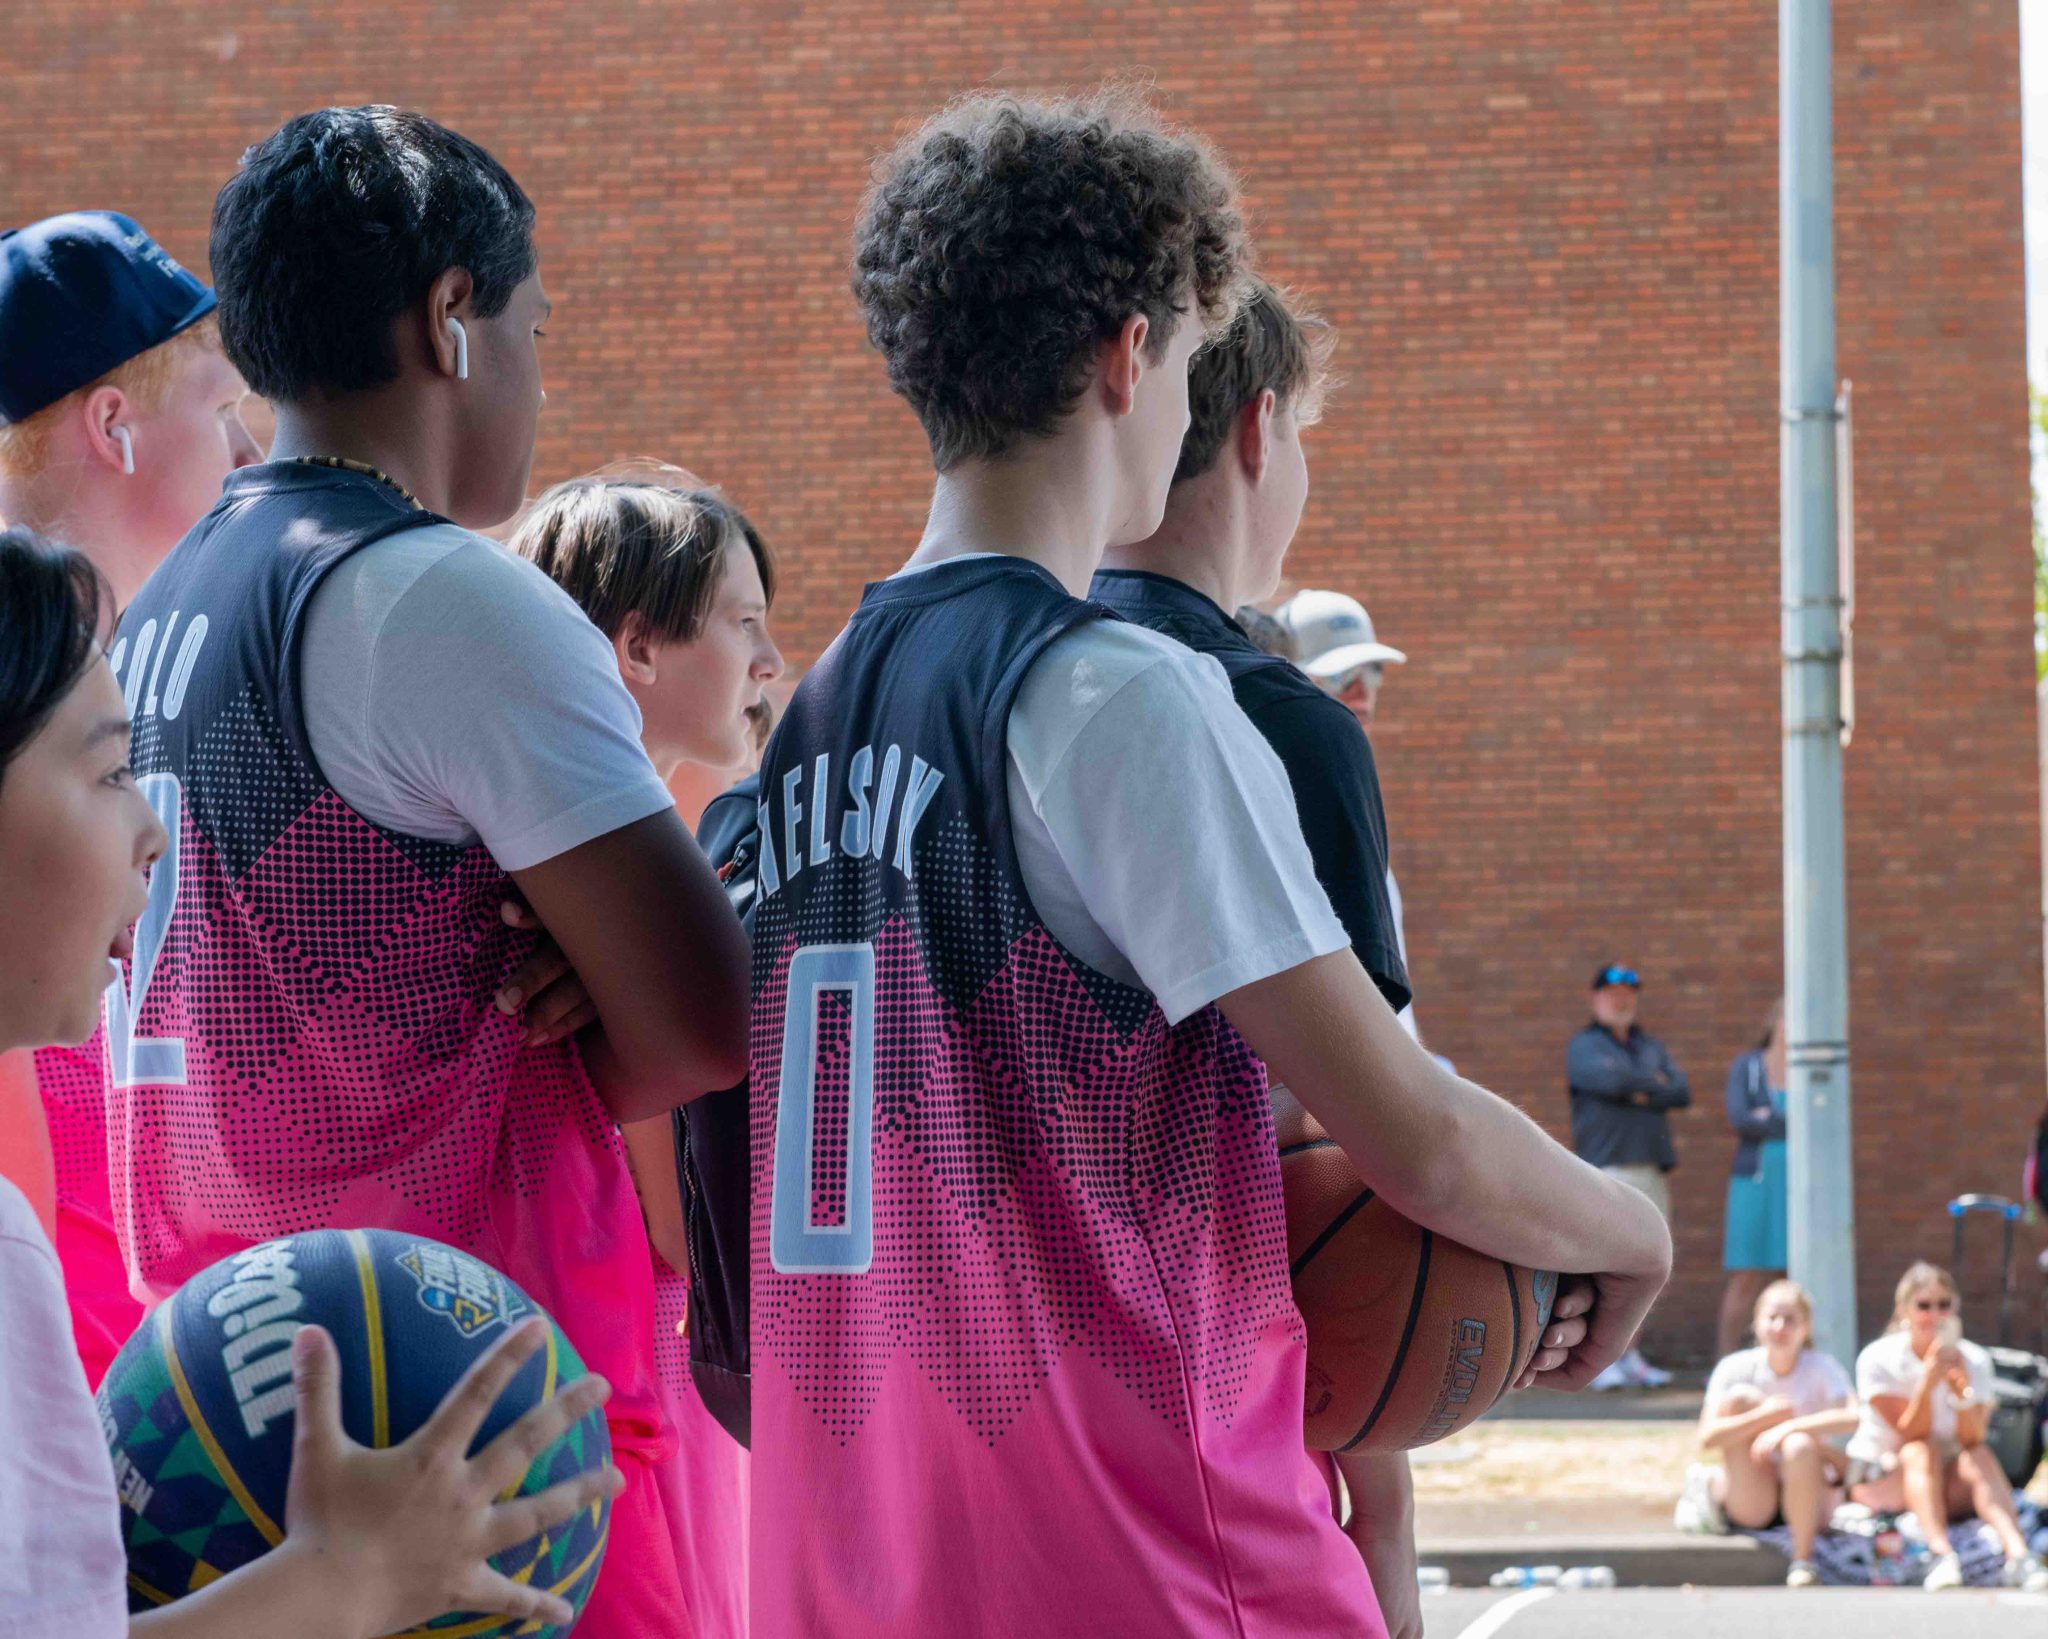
[95,1227,611,1634]
[1281,1125,1559,1452]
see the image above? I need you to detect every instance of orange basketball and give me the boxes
[1281,1127,1558,1452]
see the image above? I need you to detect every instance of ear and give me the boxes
[425,266,477,380]
[1099,313,1151,417]
[614,610,659,687]
[1235,389,1276,485]
[80,385,133,473]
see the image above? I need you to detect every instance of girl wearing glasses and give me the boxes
[1844,1261,2047,1591]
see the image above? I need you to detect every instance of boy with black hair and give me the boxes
[96,106,748,1636]
[749,92,1669,1636]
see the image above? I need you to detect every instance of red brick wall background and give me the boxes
[5,1,2040,1361]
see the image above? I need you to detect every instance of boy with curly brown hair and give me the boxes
[746,89,1669,1637]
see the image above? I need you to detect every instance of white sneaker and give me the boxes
[2004,1554,2048,1593]
[1923,1551,1965,1592]
[1786,1559,1819,1589]
[1588,1358,1632,1391]
[1631,1353,1674,1389]
[1673,1463,1727,1535]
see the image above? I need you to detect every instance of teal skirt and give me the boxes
[1723,1139,1789,1271]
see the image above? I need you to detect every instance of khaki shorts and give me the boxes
[1601,1163,1672,1223]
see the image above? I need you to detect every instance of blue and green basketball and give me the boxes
[94,1228,611,1635]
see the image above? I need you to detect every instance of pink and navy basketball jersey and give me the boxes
[98,462,661,1447]
[749,557,1382,1637]
[31,1035,144,1385]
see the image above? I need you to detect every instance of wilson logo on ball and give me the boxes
[207,1240,307,1439]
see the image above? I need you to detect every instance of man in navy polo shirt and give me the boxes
[1568,962,1690,1388]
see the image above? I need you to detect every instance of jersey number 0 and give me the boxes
[769,943,877,1274]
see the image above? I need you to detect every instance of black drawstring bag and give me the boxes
[677,774,761,1447]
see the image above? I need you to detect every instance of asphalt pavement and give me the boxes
[1422,1585,2048,1639]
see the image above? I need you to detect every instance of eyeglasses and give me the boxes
[1598,967,1641,989]
[1912,1298,1955,1313]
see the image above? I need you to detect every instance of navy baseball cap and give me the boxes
[0,211,216,424]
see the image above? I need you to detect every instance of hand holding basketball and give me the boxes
[1547,1264,1669,1392]
[1511,1276,1593,1388]
[281,1320,623,1639]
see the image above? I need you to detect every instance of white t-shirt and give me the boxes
[1002,602,1349,1025]
[1385,866,1419,1039]
[299,523,676,869]
[1704,1346,1854,1421]
[0,1177,127,1639]
[1846,1331,1999,1460]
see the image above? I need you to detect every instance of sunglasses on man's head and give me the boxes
[1913,1297,1955,1312]
[1599,967,1641,989]
[1322,662,1385,696]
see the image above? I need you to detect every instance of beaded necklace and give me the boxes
[287,454,422,510]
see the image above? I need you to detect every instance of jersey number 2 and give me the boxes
[769,943,876,1274]
[104,771,187,1088]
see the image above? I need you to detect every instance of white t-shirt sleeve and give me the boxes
[1006,621,1348,1025]
[300,524,676,870]
[1854,1336,1908,1402]
[0,1180,127,1639]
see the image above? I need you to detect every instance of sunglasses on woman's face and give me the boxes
[1913,1297,1955,1313]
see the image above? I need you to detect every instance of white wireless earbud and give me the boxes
[112,426,134,475]
[448,317,469,381]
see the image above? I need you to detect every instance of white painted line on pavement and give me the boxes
[1452,1586,1556,1639]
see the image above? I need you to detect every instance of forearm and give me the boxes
[1699,1406,1790,1451]
[1337,1450,1414,1544]
[1234,954,1670,1279]
[621,1112,690,1276]
[1406,1072,1669,1274]
[1895,1378,1939,1444]
[1956,1404,1991,1449]
[133,1542,359,1639]
[1568,1049,1655,1102]
[1784,1407,1860,1441]
[1336,1451,1418,1638]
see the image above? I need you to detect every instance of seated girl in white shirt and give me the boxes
[1844,1260,2046,1592]
[0,529,623,1639]
[1696,1280,1855,1587]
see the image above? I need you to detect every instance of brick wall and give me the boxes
[5,0,2039,1361]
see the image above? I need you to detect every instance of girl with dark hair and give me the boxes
[0,528,621,1637]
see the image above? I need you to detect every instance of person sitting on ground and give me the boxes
[1694,1279,1856,1588]
[1844,1260,2048,1592]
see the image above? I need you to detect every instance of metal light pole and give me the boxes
[1780,0,1858,1366]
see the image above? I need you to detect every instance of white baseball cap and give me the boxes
[1275,589,1407,680]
